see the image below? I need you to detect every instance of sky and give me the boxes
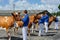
[0,0,60,13]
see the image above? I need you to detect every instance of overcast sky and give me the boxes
[0,0,60,13]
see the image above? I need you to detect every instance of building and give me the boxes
[0,10,43,16]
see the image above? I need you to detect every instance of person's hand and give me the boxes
[40,14,43,17]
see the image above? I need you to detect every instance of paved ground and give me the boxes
[0,22,60,40]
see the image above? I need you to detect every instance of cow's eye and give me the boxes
[16,15,18,17]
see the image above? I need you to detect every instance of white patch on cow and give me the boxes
[0,26,6,31]
[15,12,18,15]
[5,16,8,22]
[16,23,19,27]
[13,22,18,28]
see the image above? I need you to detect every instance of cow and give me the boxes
[0,16,14,40]
[0,12,22,40]
[35,11,57,29]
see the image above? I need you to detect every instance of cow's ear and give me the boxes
[11,13,14,16]
[18,12,20,14]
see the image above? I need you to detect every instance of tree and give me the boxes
[58,4,60,10]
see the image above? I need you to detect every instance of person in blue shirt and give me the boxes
[54,15,59,30]
[38,12,45,36]
[22,10,29,40]
[43,10,49,33]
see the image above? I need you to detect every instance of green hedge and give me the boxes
[51,11,60,16]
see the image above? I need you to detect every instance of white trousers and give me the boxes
[55,22,59,29]
[39,24,44,36]
[22,27,28,40]
[44,22,48,33]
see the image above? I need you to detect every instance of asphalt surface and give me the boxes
[0,22,60,40]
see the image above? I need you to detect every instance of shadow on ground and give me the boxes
[0,36,23,40]
[48,28,60,31]
[52,33,60,40]
[46,33,56,36]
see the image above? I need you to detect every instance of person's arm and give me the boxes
[56,18,59,22]
[22,15,28,22]
[45,15,49,19]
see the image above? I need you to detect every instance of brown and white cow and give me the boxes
[0,12,22,40]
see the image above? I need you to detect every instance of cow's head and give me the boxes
[32,12,43,24]
[36,12,44,19]
[11,12,21,21]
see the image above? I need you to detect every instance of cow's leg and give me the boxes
[32,23,35,33]
[14,27,18,35]
[48,22,52,29]
[32,25,34,33]
[6,28,11,40]
[14,27,16,35]
[28,23,32,40]
[28,26,30,36]
[7,31,11,40]
[15,27,18,33]
[28,29,30,36]
[14,22,18,34]
[35,23,38,30]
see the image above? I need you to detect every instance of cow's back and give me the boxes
[0,16,15,29]
[29,15,35,23]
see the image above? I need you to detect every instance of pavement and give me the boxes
[0,22,60,40]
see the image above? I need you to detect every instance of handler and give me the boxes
[22,10,29,40]
[43,10,49,33]
[38,12,45,36]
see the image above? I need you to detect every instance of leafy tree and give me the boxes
[51,11,60,16]
[58,4,60,10]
